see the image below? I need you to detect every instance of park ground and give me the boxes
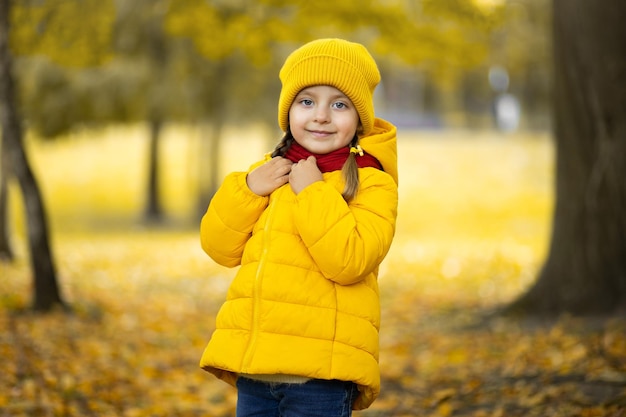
[1,127,625,416]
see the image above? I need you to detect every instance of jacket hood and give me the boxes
[360,117,398,185]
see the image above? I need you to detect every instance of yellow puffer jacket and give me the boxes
[199,118,398,410]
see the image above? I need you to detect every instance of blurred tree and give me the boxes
[2,0,115,311]
[114,0,283,217]
[166,0,289,211]
[114,0,173,223]
[0,0,63,310]
[11,0,118,137]
[0,134,12,260]
[13,0,184,225]
[509,0,626,315]
[10,0,114,66]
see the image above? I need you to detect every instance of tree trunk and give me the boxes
[0,0,64,311]
[142,3,168,225]
[508,0,626,315]
[196,62,229,217]
[144,118,163,223]
[0,137,13,260]
[208,120,223,203]
[195,119,224,218]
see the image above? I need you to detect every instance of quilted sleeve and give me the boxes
[200,171,269,267]
[293,169,398,285]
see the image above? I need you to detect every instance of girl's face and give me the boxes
[288,85,359,154]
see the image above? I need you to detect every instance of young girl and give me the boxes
[199,38,398,416]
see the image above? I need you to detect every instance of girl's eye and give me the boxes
[333,102,347,109]
[300,99,313,106]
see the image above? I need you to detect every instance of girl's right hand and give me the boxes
[246,156,293,196]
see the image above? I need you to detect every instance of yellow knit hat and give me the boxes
[278,38,381,136]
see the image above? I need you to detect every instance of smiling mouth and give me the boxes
[309,130,333,136]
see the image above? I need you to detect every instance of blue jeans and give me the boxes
[236,377,358,417]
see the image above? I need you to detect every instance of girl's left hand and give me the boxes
[289,156,323,194]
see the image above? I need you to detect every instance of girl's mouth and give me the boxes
[309,130,333,137]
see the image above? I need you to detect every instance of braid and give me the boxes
[341,134,361,203]
[271,129,295,158]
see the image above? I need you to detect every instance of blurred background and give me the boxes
[3,0,551,231]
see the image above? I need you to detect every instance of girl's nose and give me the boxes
[314,107,330,123]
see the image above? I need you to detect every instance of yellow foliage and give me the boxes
[165,0,498,76]
[165,0,282,65]
[11,0,115,67]
[166,0,232,60]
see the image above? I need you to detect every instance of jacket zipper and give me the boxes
[242,195,277,370]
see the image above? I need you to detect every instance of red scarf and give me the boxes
[284,142,382,173]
